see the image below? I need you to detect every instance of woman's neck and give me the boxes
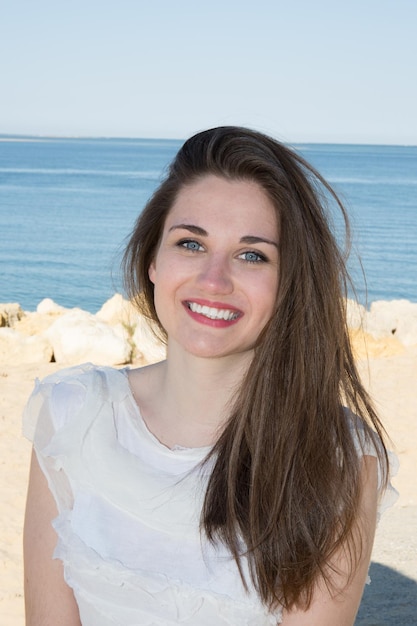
[131,346,252,449]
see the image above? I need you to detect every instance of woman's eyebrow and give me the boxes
[240,235,278,249]
[169,224,208,236]
[168,224,278,248]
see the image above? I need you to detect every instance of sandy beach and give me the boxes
[1,346,416,624]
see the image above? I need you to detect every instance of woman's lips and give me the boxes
[183,300,243,326]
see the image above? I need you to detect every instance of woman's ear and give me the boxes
[148,261,156,285]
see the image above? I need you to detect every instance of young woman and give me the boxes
[23,126,396,625]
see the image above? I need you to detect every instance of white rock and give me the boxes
[0,328,53,365]
[345,299,366,330]
[36,298,67,315]
[14,311,61,336]
[132,316,166,364]
[95,294,138,327]
[0,303,24,327]
[364,300,417,346]
[46,310,131,365]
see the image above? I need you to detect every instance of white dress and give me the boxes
[23,363,398,626]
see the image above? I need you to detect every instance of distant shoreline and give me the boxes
[1,134,417,148]
[0,135,184,144]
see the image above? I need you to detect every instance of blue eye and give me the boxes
[239,251,267,263]
[178,239,203,251]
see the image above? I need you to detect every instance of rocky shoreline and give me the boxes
[1,295,417,367]
[0,294,166,367]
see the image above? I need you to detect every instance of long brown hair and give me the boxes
[122,127,388,610]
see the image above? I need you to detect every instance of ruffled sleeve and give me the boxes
[345,409,399,521]
[375,449,399,520]
[23,363,111,512]
[23,363,97,444]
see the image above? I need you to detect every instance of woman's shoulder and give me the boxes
[343,406,386,460]
[32,362,121,387]
[22,363,129,445]
[343,406,399,517]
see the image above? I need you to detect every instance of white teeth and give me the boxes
[188,302,239,320]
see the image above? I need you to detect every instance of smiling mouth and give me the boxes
[186,302,240,321]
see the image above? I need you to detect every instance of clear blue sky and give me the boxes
[1,0,416,144]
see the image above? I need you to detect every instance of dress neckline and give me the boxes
[118,366,213,456]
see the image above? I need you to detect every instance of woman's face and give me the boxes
[149,175,279,361]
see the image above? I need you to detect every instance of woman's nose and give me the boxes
[196,254,233,295]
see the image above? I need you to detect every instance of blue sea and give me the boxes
[0,137,416,313]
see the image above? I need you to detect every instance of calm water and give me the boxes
[0,137,416,312]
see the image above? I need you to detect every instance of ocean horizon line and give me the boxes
[1,133,417,149]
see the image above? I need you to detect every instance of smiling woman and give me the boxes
[23,126,396,626]
[148,175,279,359]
